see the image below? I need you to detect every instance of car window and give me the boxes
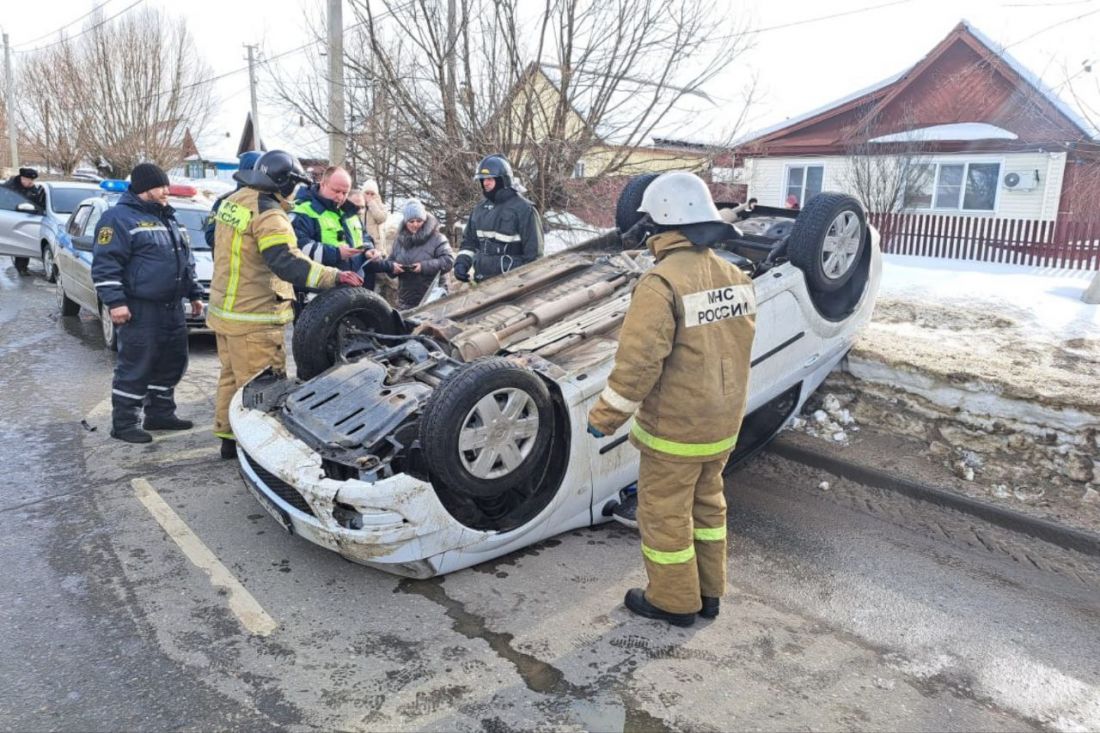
[49,187,99,214]
[175,207,211,250]
[68,205,92,237]
[84,207,104,238]
[0,186,32,212]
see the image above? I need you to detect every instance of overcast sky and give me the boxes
[3,0,1098,157]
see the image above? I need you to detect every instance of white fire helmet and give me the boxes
[638,171,722,226]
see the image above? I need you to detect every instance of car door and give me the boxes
[67,204,101,312]
[0,185,43,258]
[55,203,87,291]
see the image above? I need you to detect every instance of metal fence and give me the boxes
[866,212,1100,270]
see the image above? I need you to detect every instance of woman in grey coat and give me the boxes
[389,200,455,310]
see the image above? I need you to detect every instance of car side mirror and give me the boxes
[16,202,39,214]
[72,237,94,252]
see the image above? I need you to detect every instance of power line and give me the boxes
[15,0,146,55]
[14,0,119,48]
[747,0,916,35]
[1000,6,1100,50]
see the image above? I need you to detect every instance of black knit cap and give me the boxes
[130,163,170,194]
[18,167,38,179]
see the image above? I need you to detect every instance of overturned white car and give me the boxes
[230,179,882,578]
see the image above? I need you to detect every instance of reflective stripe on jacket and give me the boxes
[206,187,339,336]
[459,188,543,282]
[587,231,757,463]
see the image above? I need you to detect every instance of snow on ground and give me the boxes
[801,255,1100,531]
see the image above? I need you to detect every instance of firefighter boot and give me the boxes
[700,596,720,619]
[624,588,695,627]
[221,437,237,460]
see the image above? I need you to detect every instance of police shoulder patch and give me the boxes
[96,227,114,245]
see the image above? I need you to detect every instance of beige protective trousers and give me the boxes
[213,329,286,439]
[637,451,730,615]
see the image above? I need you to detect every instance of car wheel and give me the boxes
[99,302,118,351]
[56,275,80,316]
[292,286,399,381]
[614,173,661,233]
[787,192,867,293]
[419,357,554,500]
[41,244,56,283]
[11,256,29,274]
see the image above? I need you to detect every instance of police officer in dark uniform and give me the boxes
[92,163,204,444]
[454,155,543,284]
[3,167,46,274]
[204,150,262,248]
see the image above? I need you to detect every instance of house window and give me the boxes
[572,161,585,179]
[186,161,204,179]
[904,161,1001,211]
[785,165,823,208]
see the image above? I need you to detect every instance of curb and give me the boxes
[767,438,1100,558]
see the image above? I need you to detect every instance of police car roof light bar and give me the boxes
[99,179,129,192]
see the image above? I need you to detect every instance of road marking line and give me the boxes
[131,477,277,636]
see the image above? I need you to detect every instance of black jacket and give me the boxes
[457,188,543,282]
[2,176,45,211]
[91,190,202,307]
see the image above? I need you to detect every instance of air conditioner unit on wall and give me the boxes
[1002,169,1039,191]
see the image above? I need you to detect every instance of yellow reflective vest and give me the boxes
[207,187,339,336]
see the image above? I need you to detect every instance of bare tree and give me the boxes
[16,42,85,174]
[267,0,752,226]
[838,105,935,214]
[73,7,213,178]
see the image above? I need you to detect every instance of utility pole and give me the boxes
[244,44,262,151]
[327,0,346,166]
[3,32,18,170]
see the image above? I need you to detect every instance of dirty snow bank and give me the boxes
[798,255,1100,529]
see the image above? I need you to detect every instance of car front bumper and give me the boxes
[229,391,474,578]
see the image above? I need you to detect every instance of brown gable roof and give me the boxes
[740,20,1095,156]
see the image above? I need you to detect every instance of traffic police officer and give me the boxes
[454,155,543,283]
[207,150,362,459]
[587,171,757,627]
[91,163,204,444]
[291,166,393,290]
[204,150,262,248]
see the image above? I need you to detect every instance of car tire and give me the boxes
[419,357,554,500]
[292,286,399,381]
[787,192,867,293]
[56,275,80,317]
[11,256,29,274]
[99,301,118,351]
[614,173,661,233]
[41,244,56,283]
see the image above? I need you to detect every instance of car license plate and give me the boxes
[241,471,294,534]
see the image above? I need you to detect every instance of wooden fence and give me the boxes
[866,212,1100,270]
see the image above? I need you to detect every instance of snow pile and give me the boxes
[809,255,1099,527]
[788,393,859,444]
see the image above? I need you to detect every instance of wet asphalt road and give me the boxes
[1,257,1098,731]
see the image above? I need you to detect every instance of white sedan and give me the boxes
[231,181,881,578]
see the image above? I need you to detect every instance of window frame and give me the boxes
[67,205,93,237]
[783,163,824,208]
[903,158,1004,213]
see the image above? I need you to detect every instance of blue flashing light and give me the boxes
[100,179,129,192]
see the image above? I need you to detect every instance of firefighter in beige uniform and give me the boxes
[207,150,363,459]
[587,171,756,627]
